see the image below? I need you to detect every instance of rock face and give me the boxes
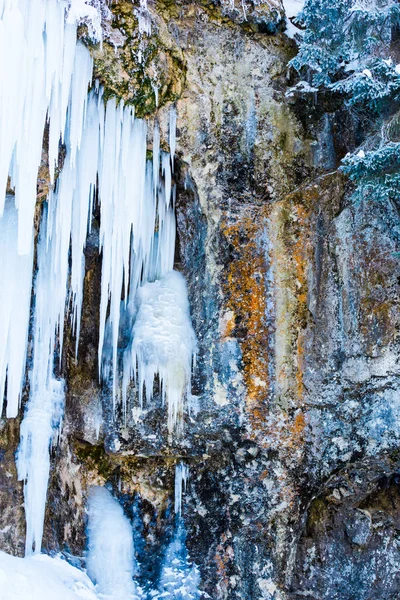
[1,1,400,599]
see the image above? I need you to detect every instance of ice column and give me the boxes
[87,486,141,600]
[16,207,66,556]
[0,198,34,418]
[15,40,96,555]
[175,462,189,517]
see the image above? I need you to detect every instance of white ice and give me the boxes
[0,197,33,418]
[124,271,197,434]
[174,462,189,517]
[86,486,141,600]
[0,0,98,255]
[17,206,66,556]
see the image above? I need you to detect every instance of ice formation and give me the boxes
[0,0,97,255]
[0,198,33,418]
[15,42,96,555]
[175,462,190,517]
[154,463,200,600]
[155,524,201,600]
[0,0,95,418]
[17,207,66,556]
[86,486,140,600]
[0,0,197,574]
[124,272,197,434]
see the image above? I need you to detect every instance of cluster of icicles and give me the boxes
[0,0,197,560]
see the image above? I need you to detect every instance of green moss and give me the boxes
[74,441,114,479]
[307,497,329,530]
[90,1,186,118]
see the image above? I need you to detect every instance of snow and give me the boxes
[67,0,102,41]
[286,80,318,97]
[362,68,373,79]
[282,0,304,19]
[282,0,304,38]
[0,551,98,600]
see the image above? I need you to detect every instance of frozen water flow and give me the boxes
[124,271,197,434]
[155,525,201,600]
[0,198,33,418]
[87,486,141,600]
[175,462,189,517]
[0,0,196,564]
[17,207,66,556]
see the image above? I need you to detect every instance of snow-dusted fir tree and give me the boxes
[290,0,400,201]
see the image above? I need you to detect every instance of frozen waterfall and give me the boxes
[154,463,200,600]
[0,0,199,590]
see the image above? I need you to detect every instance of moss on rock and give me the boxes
[91,0,186,117]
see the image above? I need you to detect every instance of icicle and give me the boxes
[0,0,100,255]
[162,152,172,207]
[136,0,151,36]
[70,89,102,353]
[87,486,140,600]
[17,206,65,556]
[169,105,177,172]
[97,101,148,402]
[174,462,189,517]
[153,120,160,199]
[0,197,34,418]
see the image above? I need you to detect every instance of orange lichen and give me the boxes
[220,208,271,435]
[219,174,343,451]
[214,533,234,599]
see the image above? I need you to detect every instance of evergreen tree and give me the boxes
[290,0,400,201]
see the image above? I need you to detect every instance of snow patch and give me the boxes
[0,551,98,600]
